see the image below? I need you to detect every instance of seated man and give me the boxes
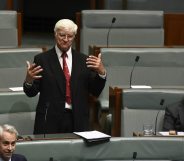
[163,100,184,131]
[0,124,27,161]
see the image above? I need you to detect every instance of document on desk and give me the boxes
[159,131,184,136]
[74,130,111,143]
[131,85,152,89]
[9,87,23,91]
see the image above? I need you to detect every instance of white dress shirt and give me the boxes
[55,45,72,109]
[0,157,11,161]
[55,45,106,109]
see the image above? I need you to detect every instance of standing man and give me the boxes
[0,124,27,161]
[23,19,106,134]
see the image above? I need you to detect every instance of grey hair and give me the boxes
[54,19,78,35]
[0,124,18,138]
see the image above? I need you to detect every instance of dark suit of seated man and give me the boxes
[0,124,27,161]
[163,100,184,131]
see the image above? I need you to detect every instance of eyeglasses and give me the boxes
[56,32,75,40]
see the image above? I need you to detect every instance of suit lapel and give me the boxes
[11,154,16,161]
[48,48,65,94]
[71,50,80,97]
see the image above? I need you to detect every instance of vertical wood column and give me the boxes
[90,0,105,9]
[6,0,13,10]
[90,0,96,9]
[75,12,81,52]
[109,87,122,137]
[164,13,184,46]
[122,0,128,9]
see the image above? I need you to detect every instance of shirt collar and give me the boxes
[0,157,11,161]
[55,45,72,59]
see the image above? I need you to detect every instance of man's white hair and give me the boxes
[54,19,78,35]
[0,124,18,138]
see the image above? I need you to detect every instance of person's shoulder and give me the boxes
[72,49,85,55]
[72,49,87,59]
[35,47,55,58]
[166,100,184,111]
[12,154,27,161]
[35,47,55,60]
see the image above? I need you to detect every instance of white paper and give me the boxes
[159,131,184,136]
[159,132,170,136]
[177,132,184,135]
[9,87,23,91]
[74,130,111,140]
[131,85,152,89]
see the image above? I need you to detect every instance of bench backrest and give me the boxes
[0,48,43,88]
[121,88,184,136]
[108,87,184,137]
[0,10,18,47]
[0,91,39,135]
[80,10,164,54]
[100,47,184,103]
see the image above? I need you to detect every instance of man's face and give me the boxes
[55,27,75,52]
[0,131,16,161]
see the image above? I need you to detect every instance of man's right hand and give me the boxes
[25,61,43,83]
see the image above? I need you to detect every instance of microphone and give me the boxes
[49,157,54,161]
[133,152,137,161]
[25,136,33,141]
[154,99,165,135]
[44,102,50,138]
[107,17,116,47]
[129,56,140,88]
[17,135,24,140]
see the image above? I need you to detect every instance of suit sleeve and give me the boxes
[88,71,106,97]
[163,106,176,131]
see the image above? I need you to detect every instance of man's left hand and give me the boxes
[86,53,106,75]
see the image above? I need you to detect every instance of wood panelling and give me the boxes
[6,0,13,10]
[164,13,184,46]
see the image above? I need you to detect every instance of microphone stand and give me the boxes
[154,99,165,135]
[130,56,140,88]
[133,152,137,161]
[44,102,49,138]
[107,17,116,47]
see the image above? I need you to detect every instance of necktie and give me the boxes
[62,52,71,104]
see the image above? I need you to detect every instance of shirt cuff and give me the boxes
[98,70,107,79]
[24,82,33,88]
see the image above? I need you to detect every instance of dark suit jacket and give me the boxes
[23,48,106,134]
[163,100,184,131]
[11,154,27,161]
